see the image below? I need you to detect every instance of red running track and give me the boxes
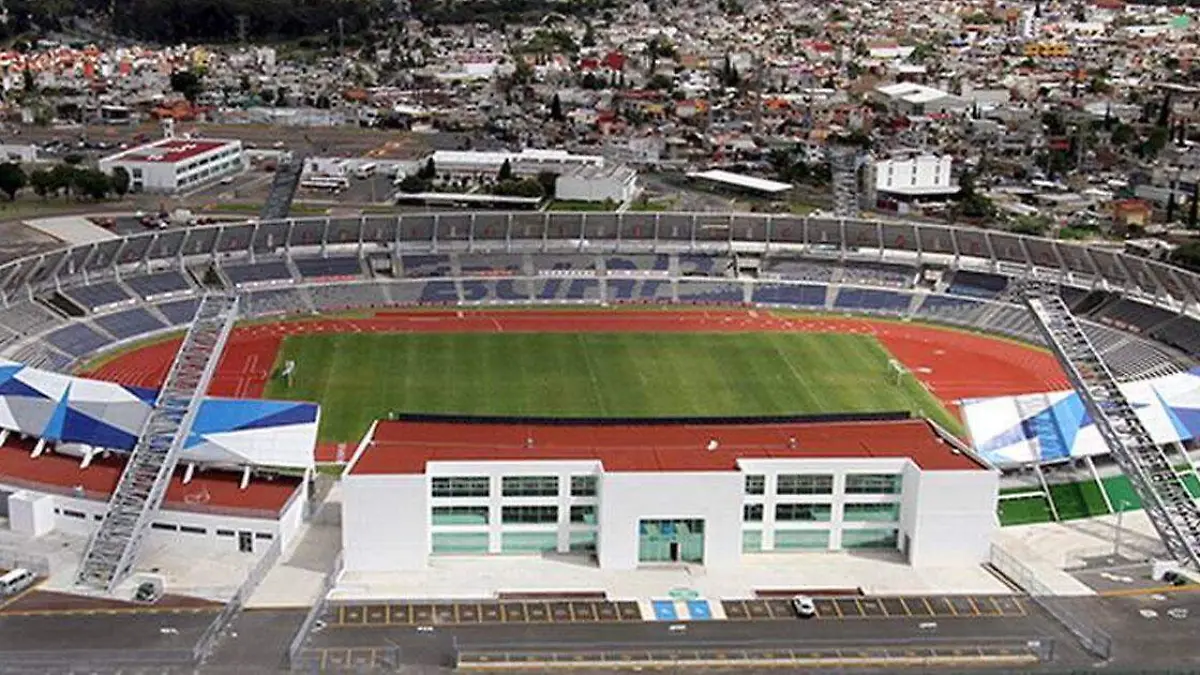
[82,309,1070,453]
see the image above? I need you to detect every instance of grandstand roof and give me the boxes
[686,169,792,195]
[349,418,984,475]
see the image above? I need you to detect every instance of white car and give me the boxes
[792,595,816,619]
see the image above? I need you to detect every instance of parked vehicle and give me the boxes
[792,595,816,618]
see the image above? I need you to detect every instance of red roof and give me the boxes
[0,441,300,517]
[350,418,983,475]
[114,138,231,164]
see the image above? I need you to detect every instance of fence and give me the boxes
[989,544,1113,660]
[0,546,50,576]
[287,550,344,671]
[193,537,283,662]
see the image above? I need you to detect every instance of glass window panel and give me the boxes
[843,503,901,522]
[570,475,597,497]
[570,505,597,525]
[501,505,558,524]
[842,528,899,549]
[432,506,489,526]
[743,504,763,522]
[775,530,830,550]
[844,474,902,495]
[501,531,558,553]
[776,474,833,495]
[569,531,596,552]
[432,532,489,554]
[502,475,559,497]
[745,475,765,495]
[742,530,763,552]
[775,503,832,522]
[431,476,489,498]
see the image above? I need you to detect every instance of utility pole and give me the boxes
[236,15,248,45]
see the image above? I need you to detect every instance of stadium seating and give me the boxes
[761,258,836,282]
[62,281,134,311]
[946,270,1009,299]
[677,281,743,304]
[44,323,113,358]
[914,294,984,324]
[92,307,168,341]
[839,262,916,288]
[243,288,312,317]
[976,304,1041,342]
[605,255,669,273]
[293,256,364,280]
[606,278,674,303]
[751,284,827,307]
[833,288,911,312]
[308,283,388,311]
[222,261,294,287]
[459,254,527,276]
[123,270,194,299]
[418,280,462,304]
[0,302,66,336]
[460,279,534,303]
[532,278,602,301]
[678,254,732,277]
[155,297,201,326]
[533,254,598,274]
[1151,316,1200,357]
[11,342,72,372]
[1090,298,1178,334]
[401,255,452,278]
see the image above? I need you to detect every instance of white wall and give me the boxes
[342,474,428,572]
[597,471,743,570]
[8,490,54,536]
[874,155,955,192]
[899,465,998,566]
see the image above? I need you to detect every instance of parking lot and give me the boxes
[330,600,644,627]
[722,595,1027,621]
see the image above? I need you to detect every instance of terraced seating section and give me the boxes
[122,271,193,299]
[44,323,113,358]
[155,297,201,326]
[62,281,133,310]
[223,260,293,286]
[92,308,168,341]
[293,256,364,280]
[0,302,66,335]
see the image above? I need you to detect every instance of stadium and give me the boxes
[0,212,1197,592]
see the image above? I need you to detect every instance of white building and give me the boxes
[868,155,959,201]
[874,83,969,116]
[555,164,638,204]
[426,149,605,179]
[342,418,998,574]
[98,138,245,193]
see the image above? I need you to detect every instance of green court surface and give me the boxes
[263,332,961,443]
[997,472,1200,526]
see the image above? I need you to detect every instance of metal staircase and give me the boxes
[75,294,240,592]
[1023,284,1200,569]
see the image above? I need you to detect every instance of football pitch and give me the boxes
[263,332,962,443]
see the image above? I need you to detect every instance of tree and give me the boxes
[28,169,52,199]
[48,164,78,199]
[1170,241,1200,271]
[169,70,203,103]
[1111,122,1134,146]
[497,158,513,182]
[418,158,436,180]
[1157,91,1173,128]
[110,167,131,197]
[21,69,35,96]
[75,169,111,201]
[0,163,26,201]
[550,93,564,121]
[398,174,428,193]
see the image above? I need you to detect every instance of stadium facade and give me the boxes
[341,418,997,572]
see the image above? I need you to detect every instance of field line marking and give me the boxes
[768,333,819,408]
[576,334,608,415]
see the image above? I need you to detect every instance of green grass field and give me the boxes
[263,332,962,443]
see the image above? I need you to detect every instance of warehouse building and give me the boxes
[342,417,998,574]
[98,137,245,193]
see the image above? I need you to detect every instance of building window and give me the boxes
[432,532,488,554]
[432,476,490,498]
[217,529,235,537]
[180,526,206,535]
[842,528,899,549]
[775,503,832,522]
[501,532,558,553]
[569,531,596,553]
[569,505,597,525]
[776,474,833,495]
[845,474,902,495]
[570,475,597,497]
[744,474,765,495]
[501,505,558,524]
[255,533,274,540]
[743,504,763,522]
[843,503,901,522]
[743,530,763,552]
[151,523,177,531]
[501,476,559,497]
[432,506,489,526]
[775,530,830,550]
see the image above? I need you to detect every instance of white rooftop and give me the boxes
[24,216,118,246]
[687,169,792,194]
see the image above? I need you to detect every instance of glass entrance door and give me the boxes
[638,519,704,563]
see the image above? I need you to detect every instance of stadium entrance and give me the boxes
[638,519,704,564]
